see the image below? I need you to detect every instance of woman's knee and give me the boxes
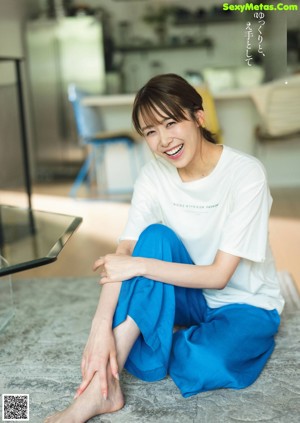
[139,224,179,244]
[133,224,193,263]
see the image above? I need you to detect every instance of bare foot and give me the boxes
[44,370,124,423]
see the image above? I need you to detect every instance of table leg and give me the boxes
[0,256,15,332]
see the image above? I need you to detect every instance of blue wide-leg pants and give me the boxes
[112,224,280,398]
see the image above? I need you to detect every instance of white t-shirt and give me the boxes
[120,145,285,314]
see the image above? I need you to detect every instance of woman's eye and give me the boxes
[166,121,176,128]
[145,130,155,137]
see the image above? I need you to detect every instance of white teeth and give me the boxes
[165,144,183,156]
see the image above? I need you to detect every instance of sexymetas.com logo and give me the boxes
[223,2,298,12]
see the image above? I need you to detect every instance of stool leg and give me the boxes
[69,152,93,198]
[0,256,15,332]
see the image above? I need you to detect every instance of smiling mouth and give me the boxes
[164,144,184,157]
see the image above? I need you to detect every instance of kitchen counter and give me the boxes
[81,87,253,107]
[80,82,300,188]
[81,87,258,155]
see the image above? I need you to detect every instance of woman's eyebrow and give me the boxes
[141,117,172,132]
[141,124,154,132]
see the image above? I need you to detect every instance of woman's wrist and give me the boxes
[91,315,112,331]
[135,257,148,277]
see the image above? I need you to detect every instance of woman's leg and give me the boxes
[45,224,195,422]
[112,224,197,382]
[169,303,280,398]
[44,316,140,423]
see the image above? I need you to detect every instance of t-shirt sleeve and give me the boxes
[119,165,162,241]
[219,161,272,262]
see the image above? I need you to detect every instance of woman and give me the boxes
[45,74,284,423]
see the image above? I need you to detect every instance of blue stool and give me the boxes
[68,84,143,198]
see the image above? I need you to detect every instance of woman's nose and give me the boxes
[161,138,172,148]
[159,131,173,147]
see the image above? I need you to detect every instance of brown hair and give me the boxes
[132,73,216,144]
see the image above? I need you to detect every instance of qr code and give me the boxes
[2,394,29,421]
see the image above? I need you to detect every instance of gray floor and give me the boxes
[0,273,299,423]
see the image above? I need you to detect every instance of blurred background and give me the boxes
[1,0,300,189]
[0,0,300,285]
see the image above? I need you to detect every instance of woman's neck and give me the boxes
[178,141,223,182]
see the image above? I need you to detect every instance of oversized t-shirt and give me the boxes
[120,145,285,314]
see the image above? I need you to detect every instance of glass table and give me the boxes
[0,204,82,330]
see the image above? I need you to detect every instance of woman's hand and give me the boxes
[74,319,119,400]
[93,254,145,284]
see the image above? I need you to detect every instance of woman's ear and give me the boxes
[194,109,205,127]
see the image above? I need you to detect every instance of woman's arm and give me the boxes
[141,250,240,289]
[92,240,136,324]
[75,239,136,400]
[99,249,240,290]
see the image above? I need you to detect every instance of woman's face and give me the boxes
[139,108,204,171]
